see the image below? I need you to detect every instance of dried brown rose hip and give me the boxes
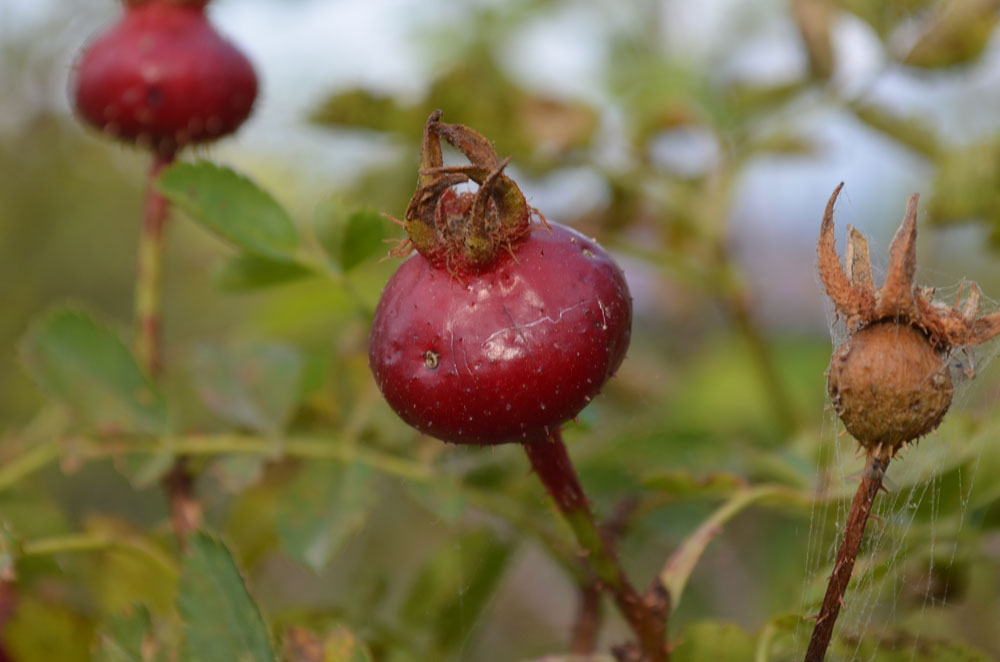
[818,183,1000,457]
[71,0,258,156]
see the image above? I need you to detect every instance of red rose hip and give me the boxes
[369,113,632,445]
[71,0,258,155]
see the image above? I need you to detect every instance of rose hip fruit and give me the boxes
[369,113,632,445]
[71,0,258,155]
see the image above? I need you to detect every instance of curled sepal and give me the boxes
[401,111,533,274]
[818,184,874,330]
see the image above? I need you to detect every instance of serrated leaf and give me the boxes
[159,161,300,259]
[275,461,376,571]
[189,342,303,436]
[670,622,755,662]
[282,626,373,662]
[178,532,274,662]
[399,527,513,653]
[216,254,314,292]
[19,307,170,436]
[93,604,165,662]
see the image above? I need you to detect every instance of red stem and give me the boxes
[522,431,669,661]
[805,453,888,662]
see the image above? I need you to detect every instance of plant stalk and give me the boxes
[804,453,889,662]
[522,430,669,661]
[135,150,201,547]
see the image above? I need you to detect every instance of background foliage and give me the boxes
[4,0,1000,659]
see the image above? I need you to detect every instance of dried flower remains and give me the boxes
[818,183,1000,459]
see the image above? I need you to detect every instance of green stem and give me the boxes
[135,152,173,376]
[522,430,669,662]
[135,150,201,547]
[0,442,60,492]
[21,532,178,579]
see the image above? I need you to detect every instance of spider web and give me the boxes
[791,248,1000,660]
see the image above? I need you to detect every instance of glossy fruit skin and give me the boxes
[370,222,632,445]
[72,1,257,154]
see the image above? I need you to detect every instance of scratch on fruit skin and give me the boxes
[481,302,586,348]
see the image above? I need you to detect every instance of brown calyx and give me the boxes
[395,110,537,274]
[827,322,953,456]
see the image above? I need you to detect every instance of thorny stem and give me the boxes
[571,496,641,654]
[805,453,889,662]
[522,431,669,662]
[135,150,201,548]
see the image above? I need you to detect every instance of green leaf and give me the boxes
[309,89,421,134]
[178,532,274,662]
[189,342,304,435]
[670,622,755,662]
[833,629,994,661]
[19,307,170,436]
[4,596,92,662]
[93,604,166,662]
[275,461,377,571]
[159,161,300,259]
[315,201,392,272]
[399,527,513,653]
[282,625,373,662]
[216,254,314,292]
[642,471,746,499]
[338,210,391,271]
[851,103,941,158]
[903,0,997,69]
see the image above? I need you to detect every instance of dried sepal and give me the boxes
[845,225,874,297]
[401,111,533,274]
[818,183,874,330]
[874,193,920,320]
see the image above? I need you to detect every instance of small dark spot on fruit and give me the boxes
[424,350,439,369]
[146,85,164,107]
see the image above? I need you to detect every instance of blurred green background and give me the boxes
[5,0,1000,660]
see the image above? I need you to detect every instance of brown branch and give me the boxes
[805,453,889,662]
